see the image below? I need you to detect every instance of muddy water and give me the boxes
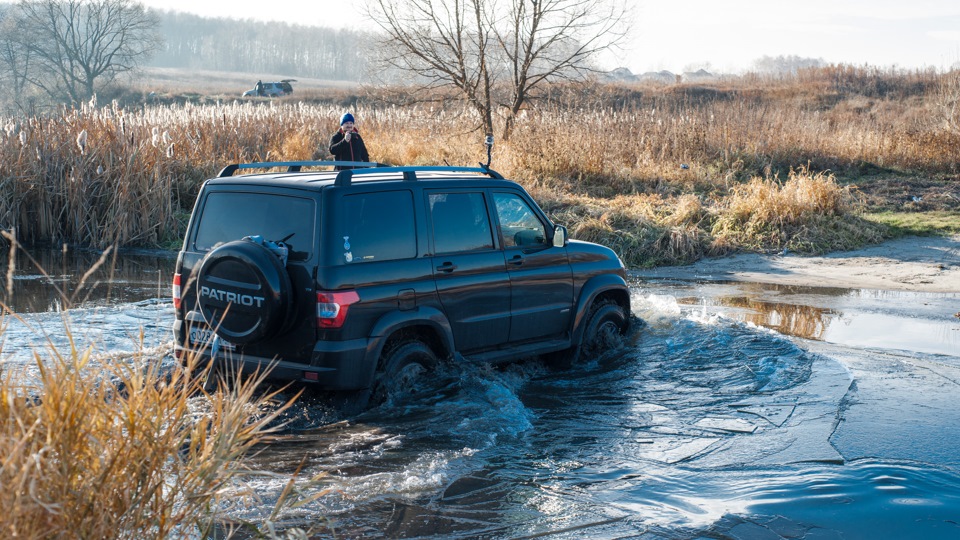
[3,250,960,539]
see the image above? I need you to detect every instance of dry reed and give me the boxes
[0,235,327,537]
[4,66,952,262]
[710,167,885,253]
[0,333,299,538]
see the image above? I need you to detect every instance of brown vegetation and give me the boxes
[1,66,958,265]
[0,234,323,537]
[0,340,297,538]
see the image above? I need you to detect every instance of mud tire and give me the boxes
[371,340,438,405]
[547,300,628,367]
[581,301,628,356]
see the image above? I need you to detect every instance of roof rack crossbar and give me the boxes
[217,160,390,178]
[334,165,504,187]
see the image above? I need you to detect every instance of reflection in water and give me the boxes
[0,247,175,314]
[681,293,836,340]
[671,281,960,356]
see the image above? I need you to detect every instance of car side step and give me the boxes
[466,339,570,364]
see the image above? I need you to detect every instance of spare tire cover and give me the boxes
[195,239,293,344]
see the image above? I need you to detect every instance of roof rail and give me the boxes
[216,160,391,178]
[334,165,504,187]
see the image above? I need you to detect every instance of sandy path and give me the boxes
[633,235,960,293]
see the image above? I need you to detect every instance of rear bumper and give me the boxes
[173,319,375,390]
[310,337,375,388]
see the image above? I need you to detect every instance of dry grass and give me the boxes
[0,66,950,535]
[0,328,300,538]
[3,66,956,263]
[710,167,886,254]
[0,236,326,537]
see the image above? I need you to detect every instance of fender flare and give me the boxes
[570,274,631,347]
[358,306,455,387]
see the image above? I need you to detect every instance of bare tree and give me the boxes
[369,0,630,140]
[15,0,162,104]
[0,6,35,111]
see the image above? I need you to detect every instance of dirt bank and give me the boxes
[633,235,960,293]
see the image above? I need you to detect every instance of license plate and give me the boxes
[188,327,234,350]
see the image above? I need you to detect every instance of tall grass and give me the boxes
[0,235,322,537]
[2,66,954,260]
[710,167,885,254]
[0,333,297,538]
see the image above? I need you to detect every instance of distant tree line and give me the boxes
[0,0,161,111]
[149,11,369,81]
[0,1,372,113]
[752,55,826,76]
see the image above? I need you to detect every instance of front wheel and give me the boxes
[581,301,628,356]
[547,300,628,367]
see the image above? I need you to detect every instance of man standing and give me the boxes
[328,112,370,170]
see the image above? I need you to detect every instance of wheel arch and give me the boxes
[359,306,455,388]
[570,275,631,347]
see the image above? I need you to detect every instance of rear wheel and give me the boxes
[371,339,438,405]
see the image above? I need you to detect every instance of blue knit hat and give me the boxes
[340,113,355,125]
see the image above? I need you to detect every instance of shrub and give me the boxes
[710,168,886,253]
[0,334,296,538]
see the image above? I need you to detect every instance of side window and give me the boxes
[341,191,416,263]
[494,192,548,248]
[429,192,494,254]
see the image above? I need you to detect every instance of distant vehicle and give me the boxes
[243,80,295,98]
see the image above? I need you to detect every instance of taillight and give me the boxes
[316,290,360,328]
[173,273,182,310]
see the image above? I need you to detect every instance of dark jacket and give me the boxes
[328,129,369,169]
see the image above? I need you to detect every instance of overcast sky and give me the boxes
[143,0,960,73]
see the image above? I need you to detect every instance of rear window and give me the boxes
[193,192,315,259]
[339,190,416,263]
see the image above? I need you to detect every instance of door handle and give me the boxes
[436,262,458,273]
[508,254,524,266]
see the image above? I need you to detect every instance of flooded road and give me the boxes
[2,250,959,538]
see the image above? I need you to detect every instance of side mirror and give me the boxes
[552,225,568,248]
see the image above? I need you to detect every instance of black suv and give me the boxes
[173,161,630,400]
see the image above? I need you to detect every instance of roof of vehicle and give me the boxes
[204,161,514,190]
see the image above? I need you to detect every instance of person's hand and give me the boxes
[344,131,352,142]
